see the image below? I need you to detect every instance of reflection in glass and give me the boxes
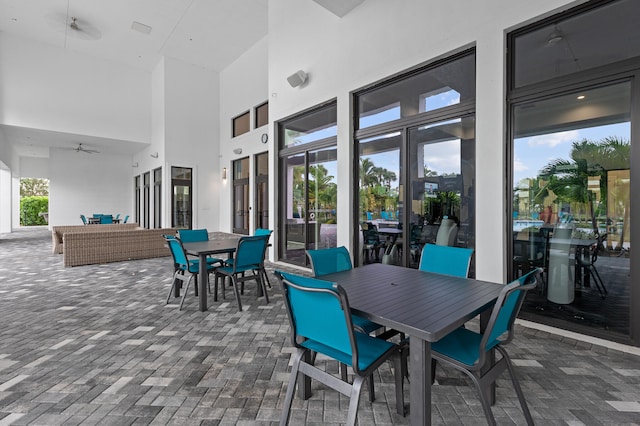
[408,116,476,270]
[357,133,402,266]
[357,52,475,129]
[513,82,631,338]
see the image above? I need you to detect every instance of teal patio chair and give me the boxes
[254,228,273,288]
[80,214,88,225]
[177,229,224,270]
[123,215,129,223]
[419,243,474,381]
[99,215,113,224]
[275,271,406,425]
[163,234,216,310]
[430,268,541,425]
[306,246,383,336]
[114,213,120,220]
[213,235,269,311]
[419,243,474,277]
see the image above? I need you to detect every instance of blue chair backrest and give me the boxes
[123,215,129,223]
[306,246,352,277]
[419,244,473,278]
[278,272,353,356]
[93,214,103,218]
[80,214,87,225]
[483,268,539,351]
[234,235,268,269]
[254,228,273,238]
[115,214,120,220]
[178,229,209,243]
[164,235,189,268]
[100,215,113,224]
[366,212,373,220]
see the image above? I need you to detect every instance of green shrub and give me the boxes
[20,196,49,226]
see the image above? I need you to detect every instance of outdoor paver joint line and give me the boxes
[0,227,639,425]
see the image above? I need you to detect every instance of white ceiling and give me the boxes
[0,0,269,72]
[0,0,269,159]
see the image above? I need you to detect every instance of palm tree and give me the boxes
[535,137,630,239]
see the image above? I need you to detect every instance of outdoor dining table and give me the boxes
[320,263,505,426]
[182,237,239,311]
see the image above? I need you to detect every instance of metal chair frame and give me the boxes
[431,268,541,425]
[276,272,406,425]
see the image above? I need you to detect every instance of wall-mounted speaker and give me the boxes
[287,70,308,88]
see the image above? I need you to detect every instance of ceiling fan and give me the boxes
[71,143,100,154]
[65,16,102,41]
[45,2,102,44]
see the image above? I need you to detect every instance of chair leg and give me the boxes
[259,272,270,304]
[591,267,608,297]
[179,275,194,311]
[230,275,243,312]
[367,374,375,402]
[340,363,348,382]
[166,271,180,304]
[261,267,272,288]
[431,358,437,384]
[280,349,306,426]
[346,376,365,426]
[394,351,406,416]
[193,275,198,297]
[497,346,534,425]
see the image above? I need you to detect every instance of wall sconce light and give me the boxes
[132,162,139,168]
[222,167,227,180]
[233,147,243,155]
[150,152,159,158]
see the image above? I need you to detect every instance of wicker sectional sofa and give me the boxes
[52,223,140,254]
[52,224,178,267]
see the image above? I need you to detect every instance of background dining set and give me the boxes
[80,213,128,224]
[162,228,272,312]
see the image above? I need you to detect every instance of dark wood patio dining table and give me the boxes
[320,263,505,426]
[183,237,239,311]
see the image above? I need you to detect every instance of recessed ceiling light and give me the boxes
[131,21,152,35]
[577,95,586,100]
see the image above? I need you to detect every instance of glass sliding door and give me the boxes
[508,0,639,344]
[354,48,476,267]
[171,166,192,229]
[255,152,269,231]
[357,132,402,266]
[134,175,140,224]
[153,167,161,228]
[512,82,632,339]
[278,101,338,266]
[232,157,250,235]
[143,171,150,229]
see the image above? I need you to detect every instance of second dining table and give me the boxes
[183,237,240,311]
[320,263,505,426]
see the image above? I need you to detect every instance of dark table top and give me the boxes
[183,238,240,256]
[320,263,504,342]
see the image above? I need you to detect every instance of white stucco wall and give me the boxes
[49,148,133,226]
[267,0,582,283]
[219,37,269,234]
[162,58,221,231]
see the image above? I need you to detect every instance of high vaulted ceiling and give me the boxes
[0,0,269,72]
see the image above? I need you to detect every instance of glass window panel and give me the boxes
[408,116,476,270]
[512,0,640,88]
[256,152,268,176]
[234,157,250,180]
[281,103,337,148]
[233,111,250,137]
[255,102,269,128]
[357,52,475,129]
